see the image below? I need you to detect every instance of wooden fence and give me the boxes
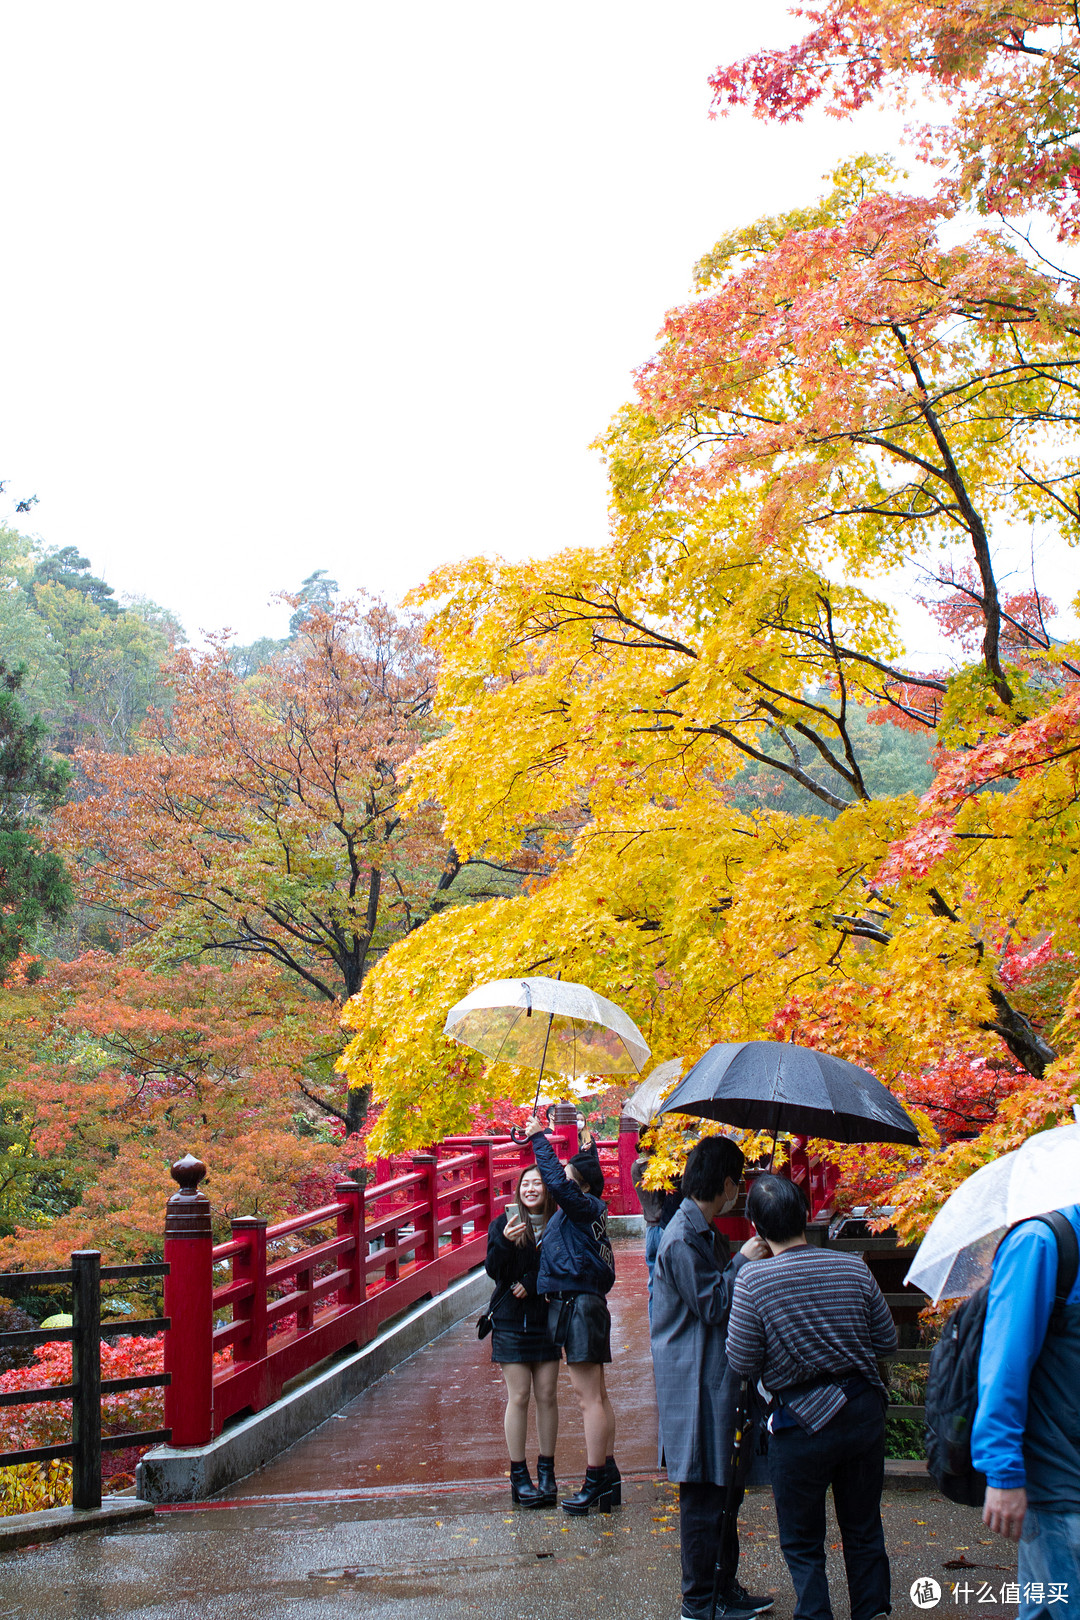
[0,1253,171,1509]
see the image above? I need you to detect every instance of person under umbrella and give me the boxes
[484,1164,561,1509]
[651,1133,773,1620]
[523,1114,619,1514]
[726,1175,897,1620]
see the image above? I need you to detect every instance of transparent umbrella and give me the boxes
[444,974,650,1134]
[905,1120,1080,1303]
[623,1058,684,1126]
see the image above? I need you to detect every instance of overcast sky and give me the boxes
[1,3,1071,656]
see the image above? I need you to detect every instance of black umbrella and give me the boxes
[658,1040,919,1146]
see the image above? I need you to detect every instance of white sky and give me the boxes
[0,2,1073,657]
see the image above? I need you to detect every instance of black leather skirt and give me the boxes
[547,1292,611,1365]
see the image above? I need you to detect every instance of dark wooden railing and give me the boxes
[0,1251,171,1509]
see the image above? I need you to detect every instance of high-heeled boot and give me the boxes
[535,1454,557,1507]
[560,1464,612,1516]
[603,1454,622,1506]
[509,1460,544,1507]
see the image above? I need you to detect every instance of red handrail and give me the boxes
[165,1124,604,1445]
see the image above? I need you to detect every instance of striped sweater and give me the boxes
[725,1244,897,1433]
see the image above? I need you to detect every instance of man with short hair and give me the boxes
[726,1174,896,1620]
[971,1201,1080,1617]
[651,1134,773,1620]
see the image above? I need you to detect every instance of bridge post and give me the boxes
[548,1101,579,1158]
[411,1154,439,1267]
[164,1154,213,1447]
[616,1113,640,1216]
[336,1181,366,1306]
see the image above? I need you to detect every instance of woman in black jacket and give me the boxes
[485,1164,560,1507]
[524,1116,619,1516]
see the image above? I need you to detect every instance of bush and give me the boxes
[0,1334,164,1514]
[0,1460,72,1514]
[885,1360,928,1461]
[885,1414,925,1460]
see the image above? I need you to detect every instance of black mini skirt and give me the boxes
[547,1292,611,1365]
[490,1301,560,1364]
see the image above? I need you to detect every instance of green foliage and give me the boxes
[288,569,339,635]
[30,545,119,618]
[0,664,72,973]
[884,1414,925,1460]
[727,704,934,819]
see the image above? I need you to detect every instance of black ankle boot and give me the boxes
[509,1460,544,1507]
[535,1454,557,1506]
[561,1465,612,1516]
[604,1454,621,1507]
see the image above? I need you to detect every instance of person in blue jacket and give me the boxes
[971,1202,1080,1618]
[523,1114,618,1515]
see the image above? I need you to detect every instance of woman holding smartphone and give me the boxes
[523,1116,619,1516]
[485,1164,561,1507]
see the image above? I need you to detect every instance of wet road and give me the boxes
[0,1486,1018,1619]
[0,1235,1020,1618]
[239,1236,659,1497]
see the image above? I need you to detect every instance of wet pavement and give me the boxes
[0,1484,1019,1619]
[237,1235,659,1497]
[0,1237,1019,1619]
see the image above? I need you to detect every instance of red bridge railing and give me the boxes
[163,1109,640,1447]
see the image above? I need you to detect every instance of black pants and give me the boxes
[679,1479,744,1619]
[767,1387,890,1620]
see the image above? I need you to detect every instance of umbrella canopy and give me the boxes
[623,1058,684,1125]
[658,1040,919,1147]
[444,976,650,1078]
[905,1121,1080,1303]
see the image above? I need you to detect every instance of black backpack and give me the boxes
[924,1210,1079,1506]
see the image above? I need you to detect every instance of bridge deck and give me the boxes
[238,1236,659,1498]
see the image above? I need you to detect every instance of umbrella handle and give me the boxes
[511,1104,551,1145]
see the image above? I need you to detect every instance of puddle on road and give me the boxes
[309,1544,608,1597]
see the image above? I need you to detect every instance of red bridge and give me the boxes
[164,1109,839,1448]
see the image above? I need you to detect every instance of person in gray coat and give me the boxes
[651,1135,772,1620]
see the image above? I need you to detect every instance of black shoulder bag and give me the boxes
[477,1280,515,1340]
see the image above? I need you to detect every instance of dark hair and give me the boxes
[568,1151,604,1198]
[681,1135,744,1202]
[746,1174,809,1242]
[513,1165,556,1242]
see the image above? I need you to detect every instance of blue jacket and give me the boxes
[530,1132,615,1297]
[971,1203,1080,1509]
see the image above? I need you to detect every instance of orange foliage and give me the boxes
[51,597,444,1002]
[0,954,360,1268]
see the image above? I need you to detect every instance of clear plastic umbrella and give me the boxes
[444,974,650,1129]
[905,1121,1080,1303]
[623,1058,684,1125]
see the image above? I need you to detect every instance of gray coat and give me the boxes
[650,1198,748,1485]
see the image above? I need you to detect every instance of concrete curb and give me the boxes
[137,1265,492,1504]
[883,1458,933,1490]
[0,1498,154,1553]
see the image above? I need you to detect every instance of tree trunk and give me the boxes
[345,1082,370,1137]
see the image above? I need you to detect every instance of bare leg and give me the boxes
[531,1360,560,1456]
[566,1361,611,1467]
[597,1364,616,1456]
[500,1362,533,1462]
